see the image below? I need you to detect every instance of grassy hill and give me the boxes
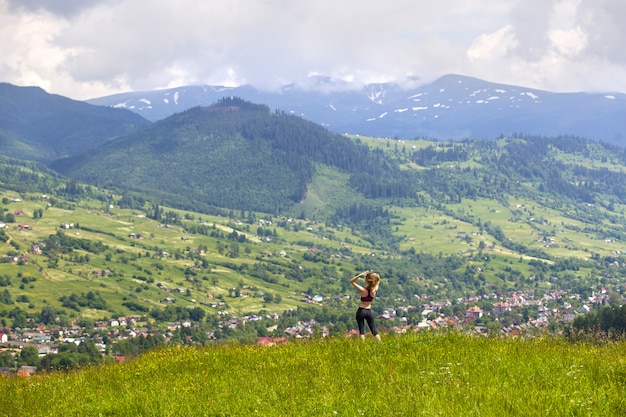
[1,332,625,416]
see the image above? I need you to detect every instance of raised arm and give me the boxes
[350,271,368,291]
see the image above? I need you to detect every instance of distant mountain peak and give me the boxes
[86,74,626,145]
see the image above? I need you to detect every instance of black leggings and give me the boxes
[356,307,379,336]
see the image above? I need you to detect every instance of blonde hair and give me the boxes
[365,272,380,290]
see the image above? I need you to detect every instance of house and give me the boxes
[0,332,7,343]
[257,337,287,346]
[493,301,511,315]
[31,243,43,255]
[167,322,181,331]
[24,333,51,343]
[465,306,483,321]
[38,346,59,356]
[257,337,274,346]
[561,313,577,322]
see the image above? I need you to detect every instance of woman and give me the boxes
[350,270,381,341]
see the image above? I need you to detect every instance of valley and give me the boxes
[2,87,626,372]
[2,134,626,359]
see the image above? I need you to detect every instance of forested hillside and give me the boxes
[52,98,408,214]
[0,83,150,162]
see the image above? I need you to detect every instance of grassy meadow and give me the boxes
[2,332,625,416]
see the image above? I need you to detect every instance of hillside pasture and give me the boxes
[1,332,624,416]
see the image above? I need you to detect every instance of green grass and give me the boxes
[393,194,621,262]
[2,332,625,416]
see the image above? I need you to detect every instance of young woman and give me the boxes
[350,270,381,341]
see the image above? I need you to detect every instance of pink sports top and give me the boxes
[360,288,374,302]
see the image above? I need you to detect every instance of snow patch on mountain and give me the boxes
[86,74,626,145]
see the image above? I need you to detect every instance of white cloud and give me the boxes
[1,0,626,99]
[549,26,587,57]
[467,25,517,62]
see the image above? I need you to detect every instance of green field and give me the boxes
[1,332,624,416]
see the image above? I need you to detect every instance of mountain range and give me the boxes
[2,74,626,218]
[87,74,626,145]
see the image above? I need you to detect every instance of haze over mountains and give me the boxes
[87,74,626,145]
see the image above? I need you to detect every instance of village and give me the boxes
[0,283,615,376]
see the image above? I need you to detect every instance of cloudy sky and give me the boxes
[1,0,626,100]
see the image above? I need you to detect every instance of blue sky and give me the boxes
[1,0,625,100]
